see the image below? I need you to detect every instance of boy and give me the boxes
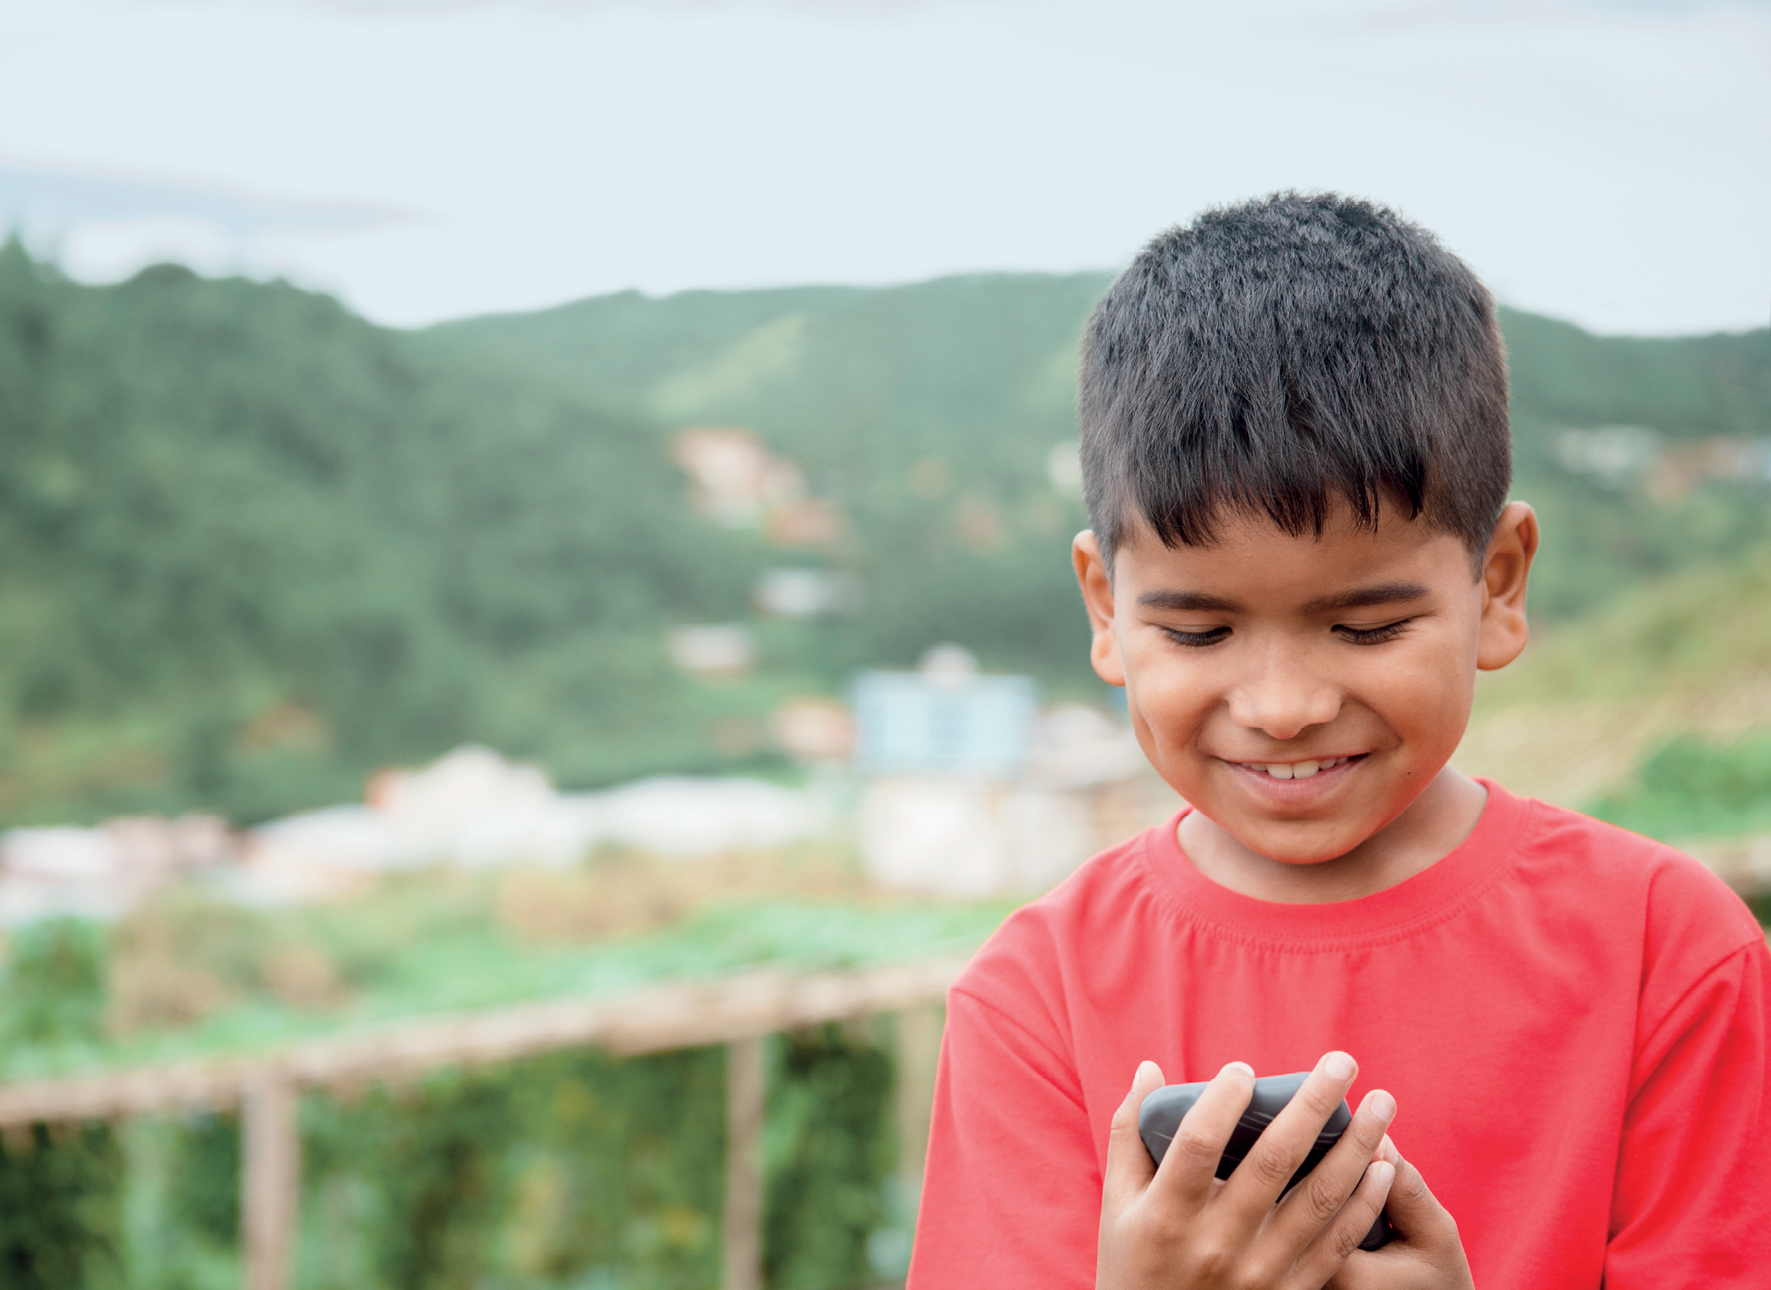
[905,194,1770,1289]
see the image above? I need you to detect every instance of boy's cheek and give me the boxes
[1365,652,1476,759]
[1122,671,1213,759]
[1126,710,1226,808]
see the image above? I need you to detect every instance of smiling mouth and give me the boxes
[1231,755,1365,781]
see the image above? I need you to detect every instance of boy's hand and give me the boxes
[1325,1138,1473,1290]
[1097,1052,1399,1290]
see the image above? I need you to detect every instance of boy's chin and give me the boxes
[1196,808,1382,868]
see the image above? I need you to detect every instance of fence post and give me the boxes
[722,1036,767,1290]
[895,1002,942,1216]
[241,1071,300,1290]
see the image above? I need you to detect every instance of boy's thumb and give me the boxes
[1104,1060,1166,1197]
[1131,1058,1165,1103]
[1376,1139,1449,1240]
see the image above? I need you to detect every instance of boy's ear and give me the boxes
[1476,501,1539,671]
[1072,531,1127,687]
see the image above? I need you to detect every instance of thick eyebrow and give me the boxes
[1301,582,1431,613]
[1135,583,1430,615]
[1136,590,1243,612]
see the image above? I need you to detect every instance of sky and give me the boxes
[0,0,1766,334]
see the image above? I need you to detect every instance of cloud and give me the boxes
[0,161,408,245]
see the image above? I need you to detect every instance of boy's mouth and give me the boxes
[1230,754,1366,781]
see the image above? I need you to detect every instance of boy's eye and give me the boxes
[1160,625,1230,648]
[1333,618,1414,645]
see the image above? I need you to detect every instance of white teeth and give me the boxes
[1246,757,1346,779]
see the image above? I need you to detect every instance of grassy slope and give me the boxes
[1457,544,1771,816]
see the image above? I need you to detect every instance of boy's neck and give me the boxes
[1176,768,1490,905]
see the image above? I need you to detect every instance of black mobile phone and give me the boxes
[1138,1071,1395,1251]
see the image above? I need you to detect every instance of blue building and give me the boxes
[851,661,1037,778]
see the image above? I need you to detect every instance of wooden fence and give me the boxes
[0,955,967,1290]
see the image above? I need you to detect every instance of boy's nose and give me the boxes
[1226,671,1342,741]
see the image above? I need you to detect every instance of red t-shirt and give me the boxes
[907,782,1771,1288]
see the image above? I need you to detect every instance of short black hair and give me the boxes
[1079,192,1510,569]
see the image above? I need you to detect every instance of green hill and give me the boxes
[437,274,1112,682]
[1500,311,1771,616]
[443,283,1771,628]
[1458,542,1771,825]
[0,247,768,825]
[2,242,1767,827]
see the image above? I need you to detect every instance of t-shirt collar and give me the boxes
[1137,778,1535,947]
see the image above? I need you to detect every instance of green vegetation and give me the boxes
[4,242,1766,827]
[1592,736,1771,842]
[0,873,988,1289]
[1501,310,1770,439]
[1503,312,1771,619]
[0,245,770,826]
[25,1028,897,1290]
[0,871,1007,1083]
[1455,541,1771,839]
[0,918,109,1051]
[436,276,1110,689]
[1475,543,1771,711]
[0,1121,123,1290]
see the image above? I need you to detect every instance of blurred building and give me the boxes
[771,697,856,765]
[671,427,802,528]
[1554,426,1771,500]
[0,747,843,923]
[671,426,846,550]
[853,647,1173,898]
[666,623,756,677]
[0,814,235,925]
[0,704,1171,923]
[243,745,835,903]
[754,568,862,618]
[854,645,1036,779]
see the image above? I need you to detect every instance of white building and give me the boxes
[853,647,1175,899]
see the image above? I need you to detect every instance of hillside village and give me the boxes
[9,407,1766,927]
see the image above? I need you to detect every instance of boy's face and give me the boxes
[1073,500,1536,867]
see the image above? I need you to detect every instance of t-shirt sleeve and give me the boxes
[1606,936,1771,1286]
[905,983,1103,1290]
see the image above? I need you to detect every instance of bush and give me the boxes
[765,1026,896,1290]
[0,919,108,1047]
[1592,735,1771,841]
[283,1031,892,1290]
[0,1122,124,1289]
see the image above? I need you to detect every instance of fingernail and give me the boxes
[1368,1090,1396,1123]
[1370,1160,1395,1191]
[1221,1060,1254,1079]
[1323,1051,1356,1081]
